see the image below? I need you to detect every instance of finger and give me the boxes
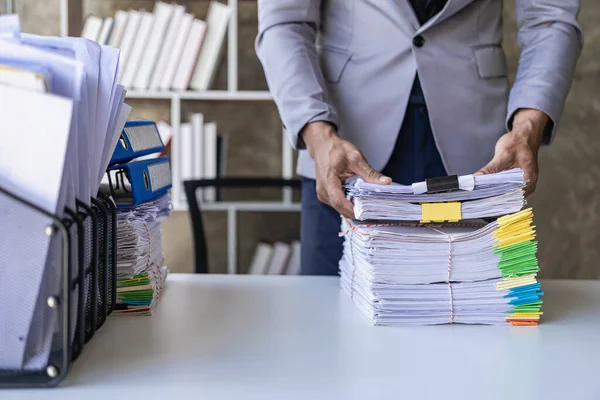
[523,172,538,197]
[515,153,539,197]
[474,156,504,176]
[517,155,537,181]
[524,175,537,197]
[524,183,536,197]
[353,158,391,184]
[327,176,355,218]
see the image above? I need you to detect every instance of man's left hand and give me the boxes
[475,109,549,197]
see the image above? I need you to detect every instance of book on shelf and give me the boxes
[121,11,155,88]
[191,113,204,180]
[286,241,301,275]
[179,122,194,181]
[116,10,142,82]
[97,17,114,45]
[248,241,274,275]
[171,18,207,91]
[189,1,232,91]
[174,113,227,204]
[80,0,230,91]
[107,10,128,48]
[81,15,103,42]
[159,12,193,91]
[203,121,217,202]
[267,242,292,275]
[133,1,174,90]
[149,4,185,91]
[247,241,301,275]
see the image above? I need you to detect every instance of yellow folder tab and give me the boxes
[497,208,533,227]
[508,312,543,320]
[420,202,462,223]
[495,274,538,291]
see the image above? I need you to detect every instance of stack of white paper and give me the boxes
[340,169,544,326]
[113,192,172,315]
[339,208,544,326]
[348,169,526,221]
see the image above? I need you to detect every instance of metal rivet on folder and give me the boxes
[47,296,58,309]
[46,365,59,378]
[45,225,56,236]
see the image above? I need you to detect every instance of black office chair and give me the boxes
[183,178,302,273]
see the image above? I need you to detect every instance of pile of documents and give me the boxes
[348,169,525,221]
[0,14,130,371]
[340,169,543,326]
[102,120,173,315]
[114,192,172,315]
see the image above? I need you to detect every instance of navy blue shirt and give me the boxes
[409,0,448,25]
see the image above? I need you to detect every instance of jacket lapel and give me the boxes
[417,0,474,33]
[394,0,421,31]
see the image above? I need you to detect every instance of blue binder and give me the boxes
[106,157,172,207]
[109,121,165,166]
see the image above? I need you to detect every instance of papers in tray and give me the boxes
[348,169,526,221]
[0,15,129,371]
[113,192,172,315]
[339,209,544,326]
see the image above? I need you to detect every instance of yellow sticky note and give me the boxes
[420,202,462,223]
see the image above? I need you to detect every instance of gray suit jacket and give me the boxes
[255,0,583,179]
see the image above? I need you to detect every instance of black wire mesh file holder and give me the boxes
[0,186,118,388]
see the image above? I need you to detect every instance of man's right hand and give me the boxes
[302,121,392,219]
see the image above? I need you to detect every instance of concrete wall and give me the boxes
[9,0,599,278]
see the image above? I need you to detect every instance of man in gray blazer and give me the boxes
[255,0,583,275]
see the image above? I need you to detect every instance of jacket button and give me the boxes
[413,35,425,48]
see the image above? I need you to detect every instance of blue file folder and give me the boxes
[109,121,164,166]
[106,157,172,207]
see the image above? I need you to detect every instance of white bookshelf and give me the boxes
[59,0,300,274]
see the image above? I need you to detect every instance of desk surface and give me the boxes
[7,275,600,400]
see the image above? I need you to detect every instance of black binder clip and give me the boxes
[425,175,460,194]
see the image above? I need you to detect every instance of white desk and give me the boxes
[6,275,600,400]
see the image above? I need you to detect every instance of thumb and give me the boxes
[474,157,503,176]
[353,158,392,184]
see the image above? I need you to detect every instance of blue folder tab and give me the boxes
[109,121,164,166]
[106,157,172,207]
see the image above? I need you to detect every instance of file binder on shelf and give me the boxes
[0,186,119,388]
[109,121,165,166]
[105,156,172,207]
